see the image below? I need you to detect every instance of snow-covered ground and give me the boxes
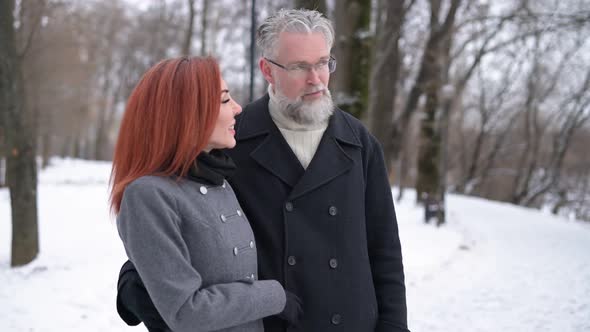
[1,158,589,332]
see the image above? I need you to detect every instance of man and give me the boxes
[117,8,409,332]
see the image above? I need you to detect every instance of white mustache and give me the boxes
[304,84,326,95]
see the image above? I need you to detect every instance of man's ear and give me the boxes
[259,58,275,85]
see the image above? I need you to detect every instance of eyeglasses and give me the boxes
[264,56,337,78]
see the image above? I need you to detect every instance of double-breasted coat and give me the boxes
[117,175,286,332]
[226,94,409,332]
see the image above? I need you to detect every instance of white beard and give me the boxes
[274,83,334,126]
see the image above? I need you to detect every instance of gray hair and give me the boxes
[257,8,335,58]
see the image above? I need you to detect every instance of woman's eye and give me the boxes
[222,99,230,104]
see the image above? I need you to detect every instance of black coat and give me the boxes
[226,94,409,332]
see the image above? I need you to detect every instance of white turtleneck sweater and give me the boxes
[267,85,328,169]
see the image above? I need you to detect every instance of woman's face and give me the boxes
[205,78,242,151]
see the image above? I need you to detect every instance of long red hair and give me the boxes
[109,56,221,214]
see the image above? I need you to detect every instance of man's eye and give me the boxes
[290,64,308,72]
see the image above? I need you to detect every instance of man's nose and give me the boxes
[306,67,322,84]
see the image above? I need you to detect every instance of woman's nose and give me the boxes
[233,100,242,115]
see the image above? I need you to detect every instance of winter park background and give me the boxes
[2,0,590,331]
[1,158,589,332]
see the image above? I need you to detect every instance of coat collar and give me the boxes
[236,94,363,199]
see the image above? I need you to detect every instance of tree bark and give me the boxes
[414,0,462,206]
[294,0,327,15]
[200,0,209,56]
[0,0,39,267]
[367,0,409,175]
[331,0,371,119]
[182,0,196,55]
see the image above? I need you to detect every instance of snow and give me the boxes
[1,158,589,331]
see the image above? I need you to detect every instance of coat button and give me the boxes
[199,186,208,195]
[329,258,338,269]
[285,202,293,212]
[233,247,239,256]
[249,241,255,248]
[251,273,255,279]
[237,210,242,217]
[287,256,297,266]
[331,314,342,325]
[328,206,338,216]
[220,214,227,222]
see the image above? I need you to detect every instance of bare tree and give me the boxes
[367,0,415,174]
[330,0,372,119]
[0,0,40,266]
[411,0,462,210]
[182,0,196,55]
[294,0,327,14]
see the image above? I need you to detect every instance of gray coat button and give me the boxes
[220,214,227,222]
[287,256,296,266]
[328,206,338,216]
[331,314,342,325]
[249,241,254,248]
[237,210,242,217]
[199,186,208,195]
[329,258,338,269]
[233,247,239,256]
[285,202,293,212]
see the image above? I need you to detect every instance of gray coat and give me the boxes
[117,175,286,332]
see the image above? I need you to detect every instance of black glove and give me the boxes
[116,260,170,331]
[278,291,303,327]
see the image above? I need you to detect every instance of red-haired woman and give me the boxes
[110,57,286,332]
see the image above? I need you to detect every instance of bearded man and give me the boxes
[116,8,410,332]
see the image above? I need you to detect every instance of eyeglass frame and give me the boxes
[264,55,337,76]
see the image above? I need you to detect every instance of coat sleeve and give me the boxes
[364,139,411,332]
[117,179,286,332]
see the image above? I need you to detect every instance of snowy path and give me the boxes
[402,195,590,332]
[1,159,589,331]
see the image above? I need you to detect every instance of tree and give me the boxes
[294,0,326,14]
[331,0,371,119]
[412,0,462,211]
[182,0,196,55]
[367,0,415,175]
[0,0,39,266]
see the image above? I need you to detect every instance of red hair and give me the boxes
[109,56,221,214]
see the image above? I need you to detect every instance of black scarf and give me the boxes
[187,149,236,186]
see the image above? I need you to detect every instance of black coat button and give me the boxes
[287,256,297,266]
[331,314,341,325]
[329,258,338,269]
[328,206,337,216]
[285,202,293,212]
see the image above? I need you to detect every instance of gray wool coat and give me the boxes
[117,175,286,332]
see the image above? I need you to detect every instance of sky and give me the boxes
[1,158,589,331]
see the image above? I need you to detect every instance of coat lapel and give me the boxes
[288,110,363,200]
[236,95,304,188]
[236,95,364,198]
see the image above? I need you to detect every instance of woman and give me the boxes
[109,57,286,332]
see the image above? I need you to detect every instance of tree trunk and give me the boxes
[367,0,406,174]
[182,0,195,55]
[331,0,371,119]
[0,0,39,267]
[414,0,462,225]
[294,0,327,15]
[200,0,209,56]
